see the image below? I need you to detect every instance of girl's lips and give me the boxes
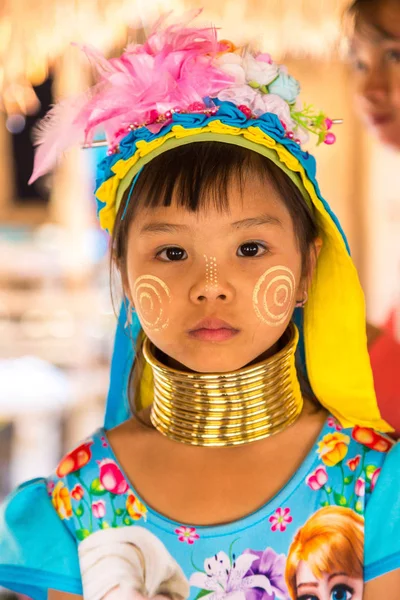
[188,328,240,342]
[368,114,393,127]
[188,318,240,342]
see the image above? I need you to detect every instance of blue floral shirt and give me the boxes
[44,416,400,600]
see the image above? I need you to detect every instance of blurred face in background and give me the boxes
[350,0,400,149]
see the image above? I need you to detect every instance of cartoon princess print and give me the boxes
[78,526,190,600]
[285,506,364,600]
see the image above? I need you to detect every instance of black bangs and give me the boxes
[119,142,278,217]
[112,141,319,278]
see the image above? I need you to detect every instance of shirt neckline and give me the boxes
[99,414,332,538]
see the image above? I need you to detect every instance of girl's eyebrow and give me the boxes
[140,222,189,235]
[231,215,283,229]
[297,581,318,589]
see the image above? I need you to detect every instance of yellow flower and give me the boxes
[126,492,147,521]
[52,481,72,520]
[317,432,350,466]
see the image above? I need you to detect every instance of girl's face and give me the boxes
[123,174,314,373]
[350,0,400,149]
[295,560,363,600]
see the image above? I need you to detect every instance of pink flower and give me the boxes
[98,459,129,495]
[175,526,200,544]
[92,500,106,519]
[355,477,365,497]
[306,466,328,491]
[347,455,361,471]
[269,507,293,532]
[256,53,273,64]
[327,417,343,431]
[371,468,381,492]
[46,480,55,496]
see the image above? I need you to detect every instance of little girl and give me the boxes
[1,13,400,600]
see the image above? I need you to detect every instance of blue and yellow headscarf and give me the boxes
[95,101,391,433]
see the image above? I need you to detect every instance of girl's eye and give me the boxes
[353,59,368,72]
[157,247,187,261]
[330,584,353,600]
[386,49,400,63]
[237,242,267,258]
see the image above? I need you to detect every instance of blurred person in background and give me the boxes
[347,0,400,432]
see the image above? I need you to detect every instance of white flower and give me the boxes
[243,54,278,87]
[214,53,246,85]
[217,85,257,107]
[189,551,277,600]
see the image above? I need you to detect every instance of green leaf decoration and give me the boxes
[259,85,269,94]
[333,491,347,507]
[76,528,90,541]
[115,508,124,516]
[123,516,133,526]
[194,590,213,600]
[344,475,354,485]
[355,500,364,514]
[320,501,330,507]
[101,521,110,529]
[365,465,377,481]
[90,478,107,496]
[248,80,260,89]
[75,503,84,517]
[325,486,332,494]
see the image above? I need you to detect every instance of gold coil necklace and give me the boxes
[142,322,303,447]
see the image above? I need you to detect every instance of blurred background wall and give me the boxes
[0,0,398,501]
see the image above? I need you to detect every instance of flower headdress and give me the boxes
[30,10,336,184]
[30,11,391,433]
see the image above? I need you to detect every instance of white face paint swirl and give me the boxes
[133,275,171,331]
[252,266,296,327]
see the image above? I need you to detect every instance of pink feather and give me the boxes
[30,11,235,183]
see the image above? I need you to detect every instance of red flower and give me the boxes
[71,484,84,501]
[56,441,93,477]
[352,426,394,453]
[347,454,361,471]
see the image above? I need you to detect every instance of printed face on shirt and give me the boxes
[123,172,315,374]
[349,0,400,149]
[295,561,363,600]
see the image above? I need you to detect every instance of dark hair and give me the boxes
[346,0,385,24]
[347,0,376,13]
[110,142,320,408]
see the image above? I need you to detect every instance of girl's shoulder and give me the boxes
[47,424,150,541]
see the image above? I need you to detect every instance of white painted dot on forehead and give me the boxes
[253,266,296,327]
[133,274,171,332]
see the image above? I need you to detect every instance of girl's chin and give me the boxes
[171,354,258,374]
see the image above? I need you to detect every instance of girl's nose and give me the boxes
[189,256,235,304]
